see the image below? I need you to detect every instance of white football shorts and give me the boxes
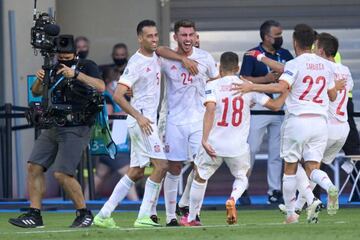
[280,114,328,163]
[128,123,167,168]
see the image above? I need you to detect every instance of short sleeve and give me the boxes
[206,54,219,78]
[279,60,298,87]
[252,92,270,106]
[118,62,139,88]
[204,81,217,105]
[81,60,101,79]
[239,54,255,76]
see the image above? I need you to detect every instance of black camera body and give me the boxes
[31,12,74,54]
[27,2,103,129]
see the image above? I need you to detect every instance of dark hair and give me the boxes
[293,24,315,50]
[112,43,128,55]
[220,52,239,72]
[260,20,281,41]
[137,19,156,35]
[316,32,339,58]
[75,36,89,45]
[174,19,196,33]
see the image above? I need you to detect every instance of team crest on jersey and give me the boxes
[284,70,293,76]
[154,144,161,153]
[171,65,177,71]
[124,68,129,75]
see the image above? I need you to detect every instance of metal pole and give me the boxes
[86,147,95,200]
[9,10,25,198]
[5,103,13,198]
[0,0,4,106]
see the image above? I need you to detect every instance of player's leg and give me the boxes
[95,124,147,228]
[280,115,302,224]
[95,167,144,228]
[135,122,168,227]
[163,122,187,225]
[294,163,316,211]
[243,115,268,204]
[180,148,221,226]
[224,151,250,224]
[135,158,168,227]
[164,161,182,225]
[267,116,283,204]
[303,116,330,222]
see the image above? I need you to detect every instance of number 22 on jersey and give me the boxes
[299,75,326,103]
[217,96,244,127]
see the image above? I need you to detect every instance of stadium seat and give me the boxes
[339,155,360,202]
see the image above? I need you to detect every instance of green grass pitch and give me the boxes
[1,209,360,240]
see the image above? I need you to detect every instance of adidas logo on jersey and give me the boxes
[146,67,151,72]
[171,65,177,70]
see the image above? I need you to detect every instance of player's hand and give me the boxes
[56,64,75,78]
[265,71,280,83]
[335,78,346,91]
[181,57,199,75]
[232,76,253,95]
[202,140,216,160]
[246,50,265,61]
[136,115,154,136]
[35,69,45,82]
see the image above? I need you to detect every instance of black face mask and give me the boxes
[113,58,127,66]
[78,50,88,59]
[272,37,283,50]
[58,59,77,67]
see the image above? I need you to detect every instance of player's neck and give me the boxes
[220,71,236,77]
[138,47,154,57]
[261,42,275,54]
[296,48,312,56]
[177,47,193,57]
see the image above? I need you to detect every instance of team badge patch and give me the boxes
[154,144,161,153]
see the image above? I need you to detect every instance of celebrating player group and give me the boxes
[93,19,353,228]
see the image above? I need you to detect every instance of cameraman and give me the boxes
[9,35,105,228]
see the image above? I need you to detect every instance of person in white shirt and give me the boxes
[245,32,349,218]
[156,19,219,226]
[289,32,352,216]
[233,24,345,224]
[179,51,287,226]
[94,19,167,228]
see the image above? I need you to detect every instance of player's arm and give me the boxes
[202,101,216,158]
[113,84,153,135]
[263,90,289,111]
[233,78,289,95]
[156,46,198,75]
[246,50,284,73]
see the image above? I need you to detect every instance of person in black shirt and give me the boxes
[239,20,293,205]
[9,35,105,228]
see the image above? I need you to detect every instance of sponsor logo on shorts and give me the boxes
[205,90,212,94]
